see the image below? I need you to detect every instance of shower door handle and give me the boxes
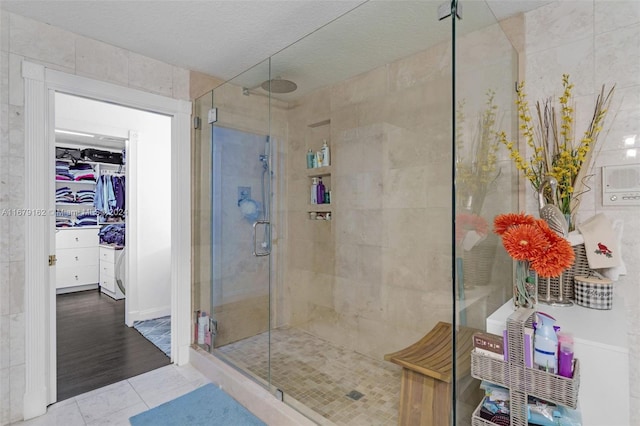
[252,220,271,257]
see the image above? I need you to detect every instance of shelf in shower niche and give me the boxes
[307,204,332,213]
[306,165,332,177]
[307,118,330,128]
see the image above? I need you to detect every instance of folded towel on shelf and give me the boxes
[577,213,620,269]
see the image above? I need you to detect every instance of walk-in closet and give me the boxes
[53,93,174,400]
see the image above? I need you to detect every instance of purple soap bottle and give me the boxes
[558,333,574,378]
[316,177,325,205]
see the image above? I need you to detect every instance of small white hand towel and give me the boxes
[600,219,627,281]
[577,213,620,269]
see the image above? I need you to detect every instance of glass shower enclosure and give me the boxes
[192,1,518,424]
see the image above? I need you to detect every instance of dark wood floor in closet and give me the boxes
[57,289,170,402]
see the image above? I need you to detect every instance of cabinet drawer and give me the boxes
[99,247,123,264]
[100,262,115,280]
[56,265,99,288]
[100,274,116,293]
[56,228,99,249]
[56,247,99,268]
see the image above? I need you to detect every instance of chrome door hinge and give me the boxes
[49,255,57,266]
[193,116,201,129]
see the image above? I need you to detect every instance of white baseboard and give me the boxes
[127,306,171,323]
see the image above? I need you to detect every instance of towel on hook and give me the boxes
[577,213,620,269]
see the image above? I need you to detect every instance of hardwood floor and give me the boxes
[56,289,171,402]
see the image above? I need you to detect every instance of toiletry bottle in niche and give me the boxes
[306,149,314,169]
[321,139,330,166]
[310,178,318,204]
[317,177,325,205]
[316,151,323,168]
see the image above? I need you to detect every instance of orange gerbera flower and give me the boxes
[501,224,547,261]
[531,237,575,277]
[493,212,536,235]
[456,213,489,244]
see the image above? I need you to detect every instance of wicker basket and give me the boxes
[471,308,580,425]
[471,351,580,409]
[538,243,591,301]
[471,399,509,426]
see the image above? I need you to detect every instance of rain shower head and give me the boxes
[261,78,297,94]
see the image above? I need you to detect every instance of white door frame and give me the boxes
[22,60,192,419]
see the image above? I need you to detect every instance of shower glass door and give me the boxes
[205,59,274,387]
[453,1,519,424]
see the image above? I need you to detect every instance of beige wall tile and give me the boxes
[172,66,190,100]
[0,10,8,53]
[525,1,594,55]
[595,1,640,34]
[595,23,640,89]
[75,37,128,85]
[128,52,173,96]
[9,14,75,69]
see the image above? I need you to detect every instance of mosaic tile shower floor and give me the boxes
[218,327,401,425]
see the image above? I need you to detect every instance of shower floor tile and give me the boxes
[218,327,401,425]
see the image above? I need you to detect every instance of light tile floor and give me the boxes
[13,364,210,426]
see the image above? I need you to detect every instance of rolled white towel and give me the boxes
[567,230,584,247]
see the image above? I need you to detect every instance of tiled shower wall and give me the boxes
[283,20,519,361]
[518,1,640,417]
[0,11,190,424]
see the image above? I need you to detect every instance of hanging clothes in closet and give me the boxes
[95,173,125,220]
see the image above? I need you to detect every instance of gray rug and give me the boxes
[133,316,171,358]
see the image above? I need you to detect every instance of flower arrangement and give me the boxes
[456,212,488,248]
[497,75,615,230]
[456,90,501,214]
[494,212,575,278]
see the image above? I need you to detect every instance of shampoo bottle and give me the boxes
[310,178,318,204]
[317,177,325,205]
[533,312,558,374]
[321,140,330,166]
[197,312,208,345]
[306,149,314,169]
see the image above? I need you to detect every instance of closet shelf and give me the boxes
[56,180,96,185]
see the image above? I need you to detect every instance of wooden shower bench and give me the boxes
[384,321,480,426]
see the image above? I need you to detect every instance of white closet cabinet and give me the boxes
[99,245,124,300]
[55,227,100,292]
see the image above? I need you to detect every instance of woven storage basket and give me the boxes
[471,399,511,426]
[471,308,580,425]
[538,243,591,301]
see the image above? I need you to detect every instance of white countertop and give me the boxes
[487,294,629,354]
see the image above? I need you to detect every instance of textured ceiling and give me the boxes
[1,1,551,100]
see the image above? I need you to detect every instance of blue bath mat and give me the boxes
[129,383,266,426]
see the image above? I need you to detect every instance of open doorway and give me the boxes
[22,62,191,419]
[52,93,173,400]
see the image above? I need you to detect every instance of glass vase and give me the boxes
[513,260,538,309]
